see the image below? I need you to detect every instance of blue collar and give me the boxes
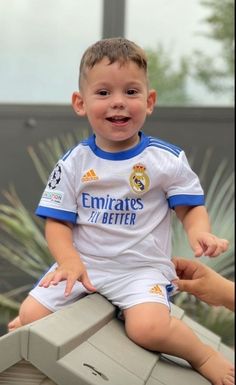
[87,132,149,160]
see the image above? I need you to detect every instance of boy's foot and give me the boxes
[195,346,234,385]
[8,316,22,332]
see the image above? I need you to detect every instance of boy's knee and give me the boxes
[125,317,169,349]
[19,296,52,325]
[19,297,34,325]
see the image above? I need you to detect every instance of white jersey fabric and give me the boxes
[31,131,205,311]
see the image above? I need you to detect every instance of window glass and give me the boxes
[0,0,102,103]
[126,0,234,106]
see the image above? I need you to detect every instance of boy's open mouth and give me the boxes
[106,116,130,123]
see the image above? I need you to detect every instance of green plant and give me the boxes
[147,45,190,105]
[0,187,52,278]
[192,0,234,95]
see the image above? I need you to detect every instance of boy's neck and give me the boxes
[94,133,141,153]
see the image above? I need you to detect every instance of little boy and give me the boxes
[10,38,234,384]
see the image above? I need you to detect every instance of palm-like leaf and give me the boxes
[28,129,88,185]
[0,187,51,278]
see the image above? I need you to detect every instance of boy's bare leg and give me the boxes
[124,303,234,385]
[8,295,52,332]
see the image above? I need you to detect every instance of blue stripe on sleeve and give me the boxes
[168,194,205,208]
[35,206,77,224]
[148,137,182,157]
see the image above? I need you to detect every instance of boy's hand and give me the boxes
[189,231,229,257]
[39,260,96,297]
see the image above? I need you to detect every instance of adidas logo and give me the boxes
[81,169,99,182]
[149,285,164,296]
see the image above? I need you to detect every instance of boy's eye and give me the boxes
[127,89,137,95]
[97,90,109,96]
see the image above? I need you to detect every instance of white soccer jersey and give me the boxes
[36,131,204,282]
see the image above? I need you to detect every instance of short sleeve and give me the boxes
[166,151,205,209]
[35,157,78,224]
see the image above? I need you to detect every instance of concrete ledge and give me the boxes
[28,294,115,364]
[0,293,234,385]
[0,331,22,372]
[88,319,158,381]
[57,342,145,385]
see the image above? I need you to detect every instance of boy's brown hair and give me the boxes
[79,37,147,89]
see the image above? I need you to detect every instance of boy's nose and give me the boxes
[110,95,125,109]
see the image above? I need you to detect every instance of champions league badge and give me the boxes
[129,163,150,194]
[48,163,62,189]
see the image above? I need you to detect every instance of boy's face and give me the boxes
[72,58,156,152]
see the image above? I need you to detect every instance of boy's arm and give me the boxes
[39,218,96,296]
[175,205,229,257]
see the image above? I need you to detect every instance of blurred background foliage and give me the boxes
[147,0,234,105]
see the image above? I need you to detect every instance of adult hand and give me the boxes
[172,257,234,311]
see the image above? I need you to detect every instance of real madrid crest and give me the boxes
[129,163,150,194]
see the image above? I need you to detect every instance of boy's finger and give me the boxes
[50,271,64,285]
[194,246,204,257]
[39,270,64,287]
[64,277,76,297]
[81,273,96,292]
[39,272,55,287]
[203,244,219,257]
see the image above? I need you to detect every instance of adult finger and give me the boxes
[172,257,198,279]
[175,278,198,294]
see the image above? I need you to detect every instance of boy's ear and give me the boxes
[146,89,157,115]
[72,92,86,116]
